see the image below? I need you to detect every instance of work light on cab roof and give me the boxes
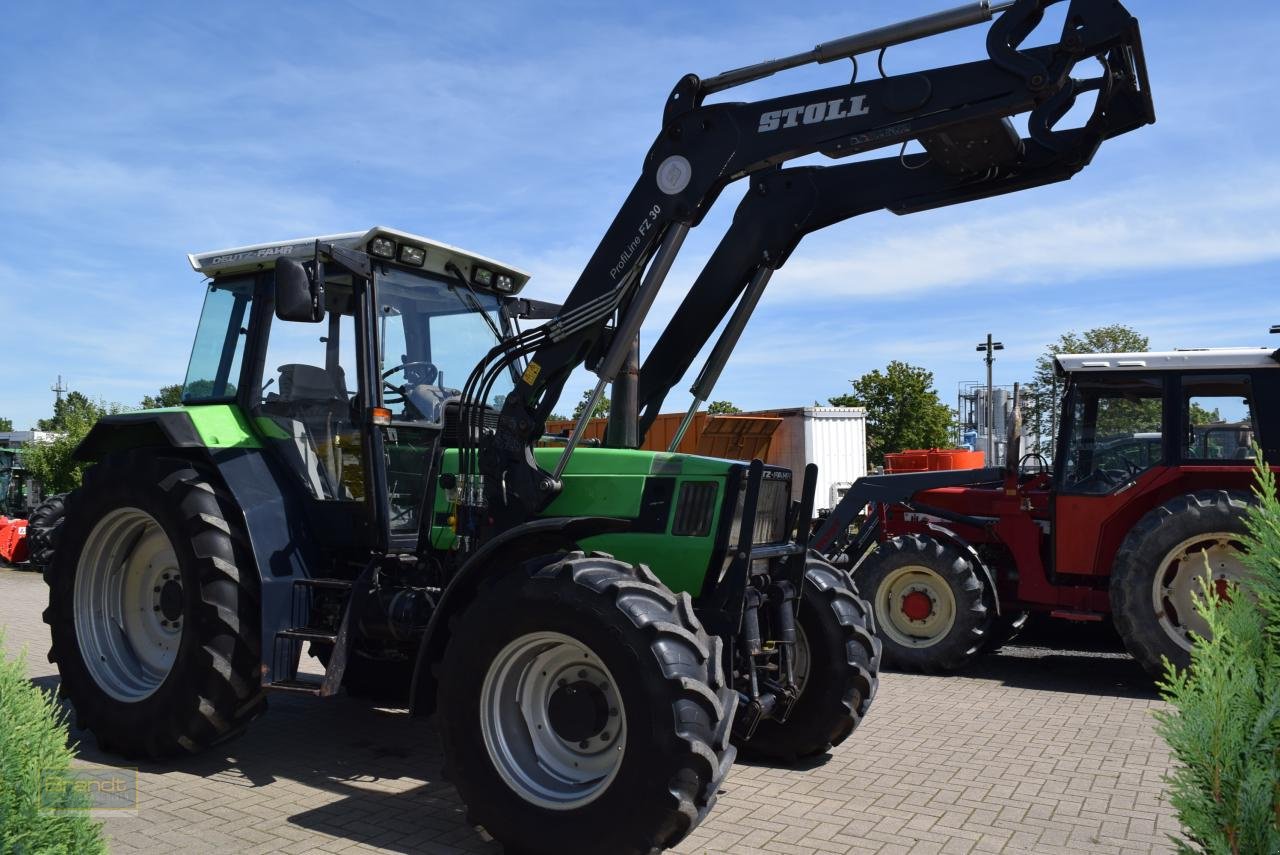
[187,225,530,296]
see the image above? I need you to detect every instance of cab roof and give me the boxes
[187,226,531,294]
[1055,347,1280,375]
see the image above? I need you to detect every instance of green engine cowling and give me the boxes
[434,447,794,595]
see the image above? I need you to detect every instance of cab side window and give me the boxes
[255,284,366,501]
[1183,375,1255,461]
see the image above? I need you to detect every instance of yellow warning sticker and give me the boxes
[522,361,542,385]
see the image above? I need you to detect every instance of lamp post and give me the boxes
[975,334,1003,463]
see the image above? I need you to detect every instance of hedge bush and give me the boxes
[0,635,106,854]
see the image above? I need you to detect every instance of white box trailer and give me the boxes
[740,406,868,510]
[544,405,867,510]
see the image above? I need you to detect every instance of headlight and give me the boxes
[398,245,426,267]
[496,273,515,292]
[369,237,396,259]
[472,266,494,287]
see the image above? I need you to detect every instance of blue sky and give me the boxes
[2,0,1278,430]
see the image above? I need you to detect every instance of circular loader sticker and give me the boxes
[656,155,692,195]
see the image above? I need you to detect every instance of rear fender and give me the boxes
[409,516,632,717]
[73,412,207,462]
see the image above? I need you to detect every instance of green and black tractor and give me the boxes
[42,227,878,853]
[36,1,1152,851]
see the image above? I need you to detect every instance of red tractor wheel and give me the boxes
[1111,490,1254,677]
[856,534,993,672]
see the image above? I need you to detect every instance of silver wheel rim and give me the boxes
[73,507,183,702]
[480,631,626,810]
[874,565,957,649]
[1152,531,1248,652]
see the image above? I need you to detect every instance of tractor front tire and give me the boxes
[43,451,264,758]
[738,560,880,762]
[438,551,735,855]
[1111,490,1253,677]
[28,492,67,572]
[857,534,993,672]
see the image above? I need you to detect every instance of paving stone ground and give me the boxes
[1,564,1183,854]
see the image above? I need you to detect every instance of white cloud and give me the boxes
[768,165,1280,302]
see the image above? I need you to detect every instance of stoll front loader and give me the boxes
[39,2,1150,852]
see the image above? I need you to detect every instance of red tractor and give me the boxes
[815,345,1277,676]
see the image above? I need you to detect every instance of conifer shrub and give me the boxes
[1154,454,1280,854]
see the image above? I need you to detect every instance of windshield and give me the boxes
[376,268,514,428]
[1060,375,1163,494]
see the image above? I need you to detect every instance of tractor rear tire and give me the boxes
[857,534,993,672]
[28,492,67,572]
[1111,490,1253,677]
[43,451,264,758]
[737,560,880,762]
[438,551,735,855]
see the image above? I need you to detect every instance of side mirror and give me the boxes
[275,258,325,323]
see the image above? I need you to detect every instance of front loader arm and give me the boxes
[459,0,1152,534]
[635,69,1152,435]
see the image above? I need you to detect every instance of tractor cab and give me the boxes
[183,227,539,556]
[1053,348,1272,496]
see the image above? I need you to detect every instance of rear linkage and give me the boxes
[454,0,1152,539]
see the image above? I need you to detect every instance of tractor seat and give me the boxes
[277,363,346,404]
[260,364,359,499]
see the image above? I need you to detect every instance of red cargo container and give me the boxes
[0,518,29,564]
[884,448,984,473]
[883,450,931,473]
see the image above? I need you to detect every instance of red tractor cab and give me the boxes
[815,346,1279,676]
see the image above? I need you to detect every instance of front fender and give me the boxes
[408,516,632,717]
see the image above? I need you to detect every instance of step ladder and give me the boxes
[266,572,368,697]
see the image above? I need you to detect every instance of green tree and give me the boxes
[36,391,101,432]
[1154,454,1280,854]
[1023,324,1150,455]
[24,394,121,494]
[707,401,741,415]
[139,384,184,409]
[0,418,11,432]
[830,361,954,467]
[571,390,611,420]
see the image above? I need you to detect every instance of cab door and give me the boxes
[1053,372,1170,576]
[244,269,384,553]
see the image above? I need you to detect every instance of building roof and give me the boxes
[1055,347,1280,374]
[187,226,531,293]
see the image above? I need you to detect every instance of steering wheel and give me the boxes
[382,361,438,407]
[382,360,438,386]
[1018,452,1050,475]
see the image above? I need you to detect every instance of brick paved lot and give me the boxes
[1,564,1183,854]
